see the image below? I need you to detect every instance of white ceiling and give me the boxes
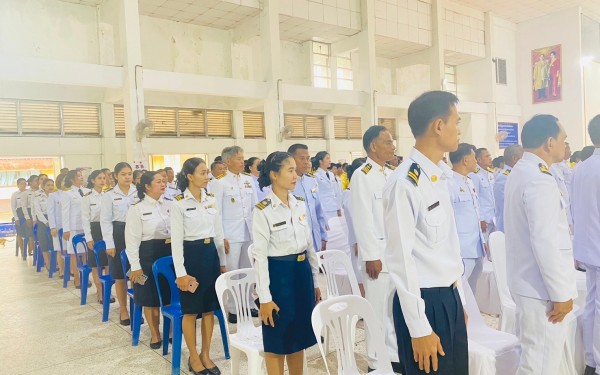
[58,0,103,5]
[279,15,359,44]
[452,0,600,23]
[375,36,429,59]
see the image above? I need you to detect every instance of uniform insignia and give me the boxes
[230,197,235,203]
[385,163,397,171]
[474,167,480,173]
[294,195,305,202]
[241,171,251,176]
[431,175,438,182]
[175,193,184,201]
[114,197,122,201]
[361,163,372,174]
[255,198,271,210]
[206,192,214,197]
[83,191,92,197]
[539,163,552,176]
[407,163,420,186]
[427,201,440,211]
[186,207,196,211]
[163,196,173,201]
[215,173,226,179]
[305,172,315,178]
[503,169,511,176]
[460,187,465,192]
[273,221,286,227]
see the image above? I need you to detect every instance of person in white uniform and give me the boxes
[313,151,343,221]
[550,154,574,235]
[11,178,27,258]
[448,143,486,293]
[211,146,258,323]
[571,114,600,375]
[20,175,40,255]
[504,114,577,375]
[384,91,468,375]
[47,174,66,276]
[349,125,401,373]
[493,144,524,233]
[469,148,496,240]
[163,167,182,200]
[34,178,55,271]
[342,158,365,297]
[246,157,271,201]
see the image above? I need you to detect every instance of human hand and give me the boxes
[175,275,197,292]
[224,239,230,254]
[411,332,445,373]
[548,300,573,323]
[260,301,280,327]
[365,260,383,280]
[106,248,116,257]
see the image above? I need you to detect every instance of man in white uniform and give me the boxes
[212,146,258,323]
[493,144,523,233]
[384,91,468,375]
[448,143,486,293]
[504,114,577,375]
[571,114,600,375]
[469,148,496,240]
[350,125,401,372]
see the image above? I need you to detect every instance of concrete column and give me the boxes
[232,109,244,141]
[358,0,378,132]
[429,0,445,90]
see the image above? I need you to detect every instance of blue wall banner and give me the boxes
[498,122,519,148]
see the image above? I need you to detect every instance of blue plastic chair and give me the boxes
[58,229,71,288]
[33,223,45,271]
[120,250,144,346]
[72,233,92,305]
[47,227,57,278]
[93,240,115,322]
[152,256,230,375]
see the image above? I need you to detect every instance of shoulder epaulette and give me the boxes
[361,163,372,175]
[206,192,214,197]
[215,173,226,179]
[304,172,315,178]
[83,191,92,197]
[539,163,552,176]
[255,198,271,210]
[385,162,396,171]
[474,167,480,173]
[174,193,184,201]
[104,187,113,192]
[294,195,305,201]
[407,163,420,186]
[241,171,251,176]
[503,169,511,176]
[62,188,70,192]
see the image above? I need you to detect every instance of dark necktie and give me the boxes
[78,189,84,197]
[326,171,331,180]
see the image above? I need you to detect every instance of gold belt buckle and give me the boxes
[165,239,171,244]
[204,238,211,244]
[297,254,305,262]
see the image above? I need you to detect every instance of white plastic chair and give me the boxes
[463,277,520,375]
[215,268,264,375]
[488,231,517,333]
[318,249,361,298]
[311,295,394,375]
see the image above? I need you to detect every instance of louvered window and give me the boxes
[62,103,100,135]
[285,114,325,139]
[206,110,233,137]
[0,100,18,134]
[146,107,177,136]
[20,102,61,135]
[378,118,397,138]
[178,109,205,136]
[114,105,125,137]
[243,112,265,138]
[334,117,361,139]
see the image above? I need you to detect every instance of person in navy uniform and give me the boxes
[288,144,328,252]
[383,91,468,375]
[469,148,496,240]
[505,115,577,375]
[312,151,343,221]
[493,145,523,233]
[252,151,320,375]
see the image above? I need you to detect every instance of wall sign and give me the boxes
[498,122,519,149]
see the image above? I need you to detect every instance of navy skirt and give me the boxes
[180,239,221,315]
[88,222,108,268]
[15,208,26,237]
[37,221,53,252]
[262,251,317,355]
[108,222,126,280]
[133,239,172,308]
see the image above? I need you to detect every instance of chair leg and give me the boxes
[48,251,56,278]
[101,281,112,322]
[22,238,28,261]
[162,316,171,356]
[62,254,70,288]
[171,319,182,375]
[36,248,45,272]
[230,347,241,375]
[32,243,37,267]
[132,304,143,346]
[215,309,230,360]
[129,297,135,331]
[247,353,264,375]
[80,269,90,305]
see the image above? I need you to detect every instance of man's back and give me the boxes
[572,149,600,267]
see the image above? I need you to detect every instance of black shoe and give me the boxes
[584,366,597,375]
[200,357,221,375]
[228,313,237,324]
[120,318,130,326]
[150,340,161,349]
[391,361,404,374]
[250,308,259,318]
[367,367,375,373]
[188,358,211,375]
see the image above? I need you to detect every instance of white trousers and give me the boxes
[463,257,484,295]
[362,271,399,367]
[226,240,253,312]
[514,294,569,375]
[66,229,84,255]
[582,263,600,370]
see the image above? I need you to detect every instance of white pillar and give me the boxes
[429,0,445,90]
[358,0,378,132]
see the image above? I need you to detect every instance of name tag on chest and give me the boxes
[427,201,440,211]
[273,221,286,228]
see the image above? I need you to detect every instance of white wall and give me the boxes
[281,41,310,85]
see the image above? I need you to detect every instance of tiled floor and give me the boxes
[1,239,499,375]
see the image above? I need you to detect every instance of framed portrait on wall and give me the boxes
[531,44,561,104]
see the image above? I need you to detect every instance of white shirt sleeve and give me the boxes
[47,194,57,229]
[61,191,71,233]
[100,193,115,249]
[21,192,31,219]
[124,206,142,272]
[170,202,186,277]
[81,195,92,242]
[252,208,273,303]
[350,173,381,262]
[34,197,48,225]
[11,192,18,219]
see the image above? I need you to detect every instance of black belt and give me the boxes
[268,250,307,262]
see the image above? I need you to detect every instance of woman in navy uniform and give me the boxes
[252,151,320,375]
[34,178,55,271]
[172,157,226,375]
[125,171,172,348]
[11,178,27,258]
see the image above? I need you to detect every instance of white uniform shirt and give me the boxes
[21,188,39,220]
[11,190,23,219]
[448,172,486,259]
[33,192,50,225]
[342,189,357,246]
[164,181,181,201]
[100,184,138,249]
[82,189,103,242]
[47,191,62,230]
[550,163,574,233]
[252,192,319,303]
[171,188,226,277]
[125,196,171,272]
[383,148,465,338]
[61,186,89,233]
[492,166,512,232]
[572,148,600,267]
[315,168,342,213]
[469,166,496,224]
[349,157,394,271]
[211,171,257,243]
[504,152,577,302]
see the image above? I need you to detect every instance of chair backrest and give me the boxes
[215,268,257,333]
[58,228,66,255]
[120,250,130,283]
[317,249,361,298]
[45,227,54,251]
[33,223,39,242]
[488,232,515,308]
[151,256,181,308]
[92,240,110,274]
[311,295,393,375]
[461,277,487,330]
[71,233,89,267]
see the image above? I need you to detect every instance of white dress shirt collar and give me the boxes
[366,156,386,172]
[268,191,299,210]
[521,151,549,169]
[409,148,453,183]
[183,188,206,203]
[226,170,240,179]
[114,184,136,196]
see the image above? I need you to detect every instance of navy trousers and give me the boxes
[393,286,469,375]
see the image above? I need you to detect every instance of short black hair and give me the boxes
[449,143,475,165]
[570,151,581,163]
[581,146,595,161]
[244,157,260,173]
[407,91,459,137]
[475,148,488,160]
[210,161,225,171]
[588,114,600,145]
[492,156,505,168]
[521,114,560,149]
[362,125,388,153]
[347,158,367,181]
[214,156,222,162]
[287,143,308,156]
